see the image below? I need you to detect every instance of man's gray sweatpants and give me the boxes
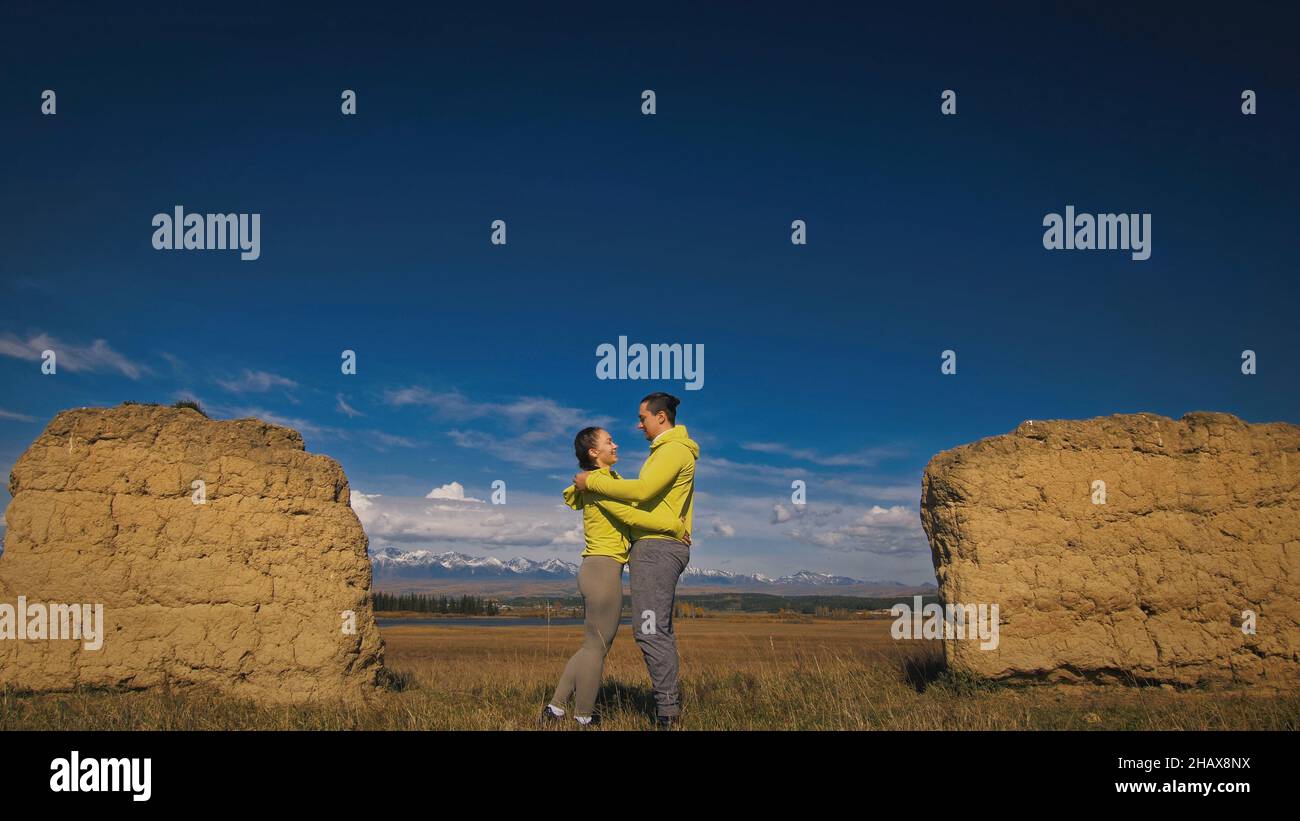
[628,537,690,719]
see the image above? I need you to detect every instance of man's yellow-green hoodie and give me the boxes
[563,467,688,564]
[583,425,699,543]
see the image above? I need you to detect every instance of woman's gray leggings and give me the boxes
[550,555,624,716]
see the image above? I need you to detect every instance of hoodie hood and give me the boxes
[562,484,583,510]
[651,425,700,459]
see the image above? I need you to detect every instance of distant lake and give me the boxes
[377,616,635,628]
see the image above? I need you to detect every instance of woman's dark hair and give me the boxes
[640,392,680,425]
[574,426,604,470]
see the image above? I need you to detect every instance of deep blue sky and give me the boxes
[2,2,1297,583]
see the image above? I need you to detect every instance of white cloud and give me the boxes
[698,456,806,483]
[386,388,609,433]
[552,521,583,546]
[368,430,417,450]
[769,502,841,525]
[0,332,147,379]
[158,351,187,374]
[215,369,299,394]
[336,394,364,418]
[384,387,472,414]
[186,396,410,454]
[220,405,345,440]
[820,477,920,503]
[0,408,38,423]
[778,503,927,556]
[862,505,915,525]
[351,490,576,550]
[346,486,933,580]
[741,441,908,467]
[425,481,484,503]
[386,387,612,470]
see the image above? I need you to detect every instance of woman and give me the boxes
[541,426,688,727]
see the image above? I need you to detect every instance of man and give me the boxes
[574,392,699,727]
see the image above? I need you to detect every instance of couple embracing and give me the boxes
[542,392,699,729]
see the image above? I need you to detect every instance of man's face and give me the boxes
[636,401,668,440]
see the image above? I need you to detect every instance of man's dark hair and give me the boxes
[574,426,604,470]
[640,392,680,425]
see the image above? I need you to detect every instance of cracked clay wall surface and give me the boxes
[920,412,1299,688]
[0,403,387,703]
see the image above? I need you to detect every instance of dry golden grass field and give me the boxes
[3,616,1296,730]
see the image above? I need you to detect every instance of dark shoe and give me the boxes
[654,715,679,730]
[539,704,565,727]
[574,713,602,729]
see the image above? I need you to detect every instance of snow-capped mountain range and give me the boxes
[369,547,904,588]
[371,548,578,579]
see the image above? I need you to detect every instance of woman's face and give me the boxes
[590,429,619,467]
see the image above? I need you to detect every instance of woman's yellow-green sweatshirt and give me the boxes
[562,467,687,564]
[582,425,699,543]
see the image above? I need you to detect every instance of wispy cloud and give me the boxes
[697,456,806,482]
[386,387,609,432]
[445,429,566,469]
[368,430,417,450]
[741,441,908,467]
[0,332,147,379]
[215,369,299,395]
[178,391,342,440]
[223,405,344,439]
[387,387,612,469]
[179,392,416,454]
[336,393,364,418]
[385,387,481,417]
[158,351,188,375]
[695,456,918,507]
[772,503,926,556]
[0,407,38,423]
[819,476,920,503]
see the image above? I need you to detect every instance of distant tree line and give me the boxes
[372,592,500,615]
[666,593,940,613]
[497,593,938,615]
[675,602,706,618]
